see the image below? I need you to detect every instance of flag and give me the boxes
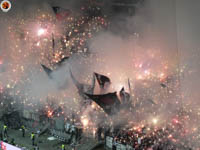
[70,70,94,100]
[160,83,167,88]
[120,87,125,96]
[90,73,96,94]
[94,72,111,89]
[41,64,53,79]
[70,69,83,90]
[128,78,131,93]
[52,6,71,21]
[52,33,55,51]
[85,92,121,115]
[147,99,156,105]
[119,87,130,103]
[160,75,174,88]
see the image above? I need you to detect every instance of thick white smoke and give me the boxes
[0,0,200,147]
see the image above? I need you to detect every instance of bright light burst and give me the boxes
[152,118,158,125]
[37,28,46,36]
[82,118,89,127]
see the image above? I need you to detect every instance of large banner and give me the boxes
[116,143,126,150]
[106,136,113,149]
[0,141,21,150]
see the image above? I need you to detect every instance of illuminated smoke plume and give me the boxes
[0,0,200,148]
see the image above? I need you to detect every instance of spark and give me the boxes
[37,28,46,36]
[152,118,158,125]
[159,73,165,78]
[144,70,150,75]
[47,110,53,118]
[6,84,10,88]
[81,118,89,127]
[36,41,40,46]
[172,118,179,124]
[91,103,96,109]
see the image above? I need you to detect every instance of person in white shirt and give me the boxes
[65,123,71,133]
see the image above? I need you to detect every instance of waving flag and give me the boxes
[41,64,53,79]
[70,70,95,100]
[119,87,130,103]
[52,33,55,51]
[94,72,111,89]
[85,92,121,115]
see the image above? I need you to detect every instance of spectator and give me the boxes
[34,144,39,150]
[11,138,16,146]
[21,125,25,137]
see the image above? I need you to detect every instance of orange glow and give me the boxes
[47,110,53,118]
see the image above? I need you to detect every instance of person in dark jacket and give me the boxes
[21,125,25,137]
[34,144,39,150]
[10,138,16,146]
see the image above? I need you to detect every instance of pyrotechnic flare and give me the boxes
[37,28,46,36]
[51,106,63,116]
[81,118,89,128]
[152,118,158,125]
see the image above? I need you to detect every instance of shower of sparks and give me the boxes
[0,2,199,149]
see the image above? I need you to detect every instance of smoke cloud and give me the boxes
[0,0,200,147]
